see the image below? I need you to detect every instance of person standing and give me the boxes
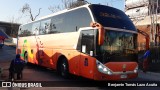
[9,54,25,80]
[9,59,15,80]
[142,49,151,73]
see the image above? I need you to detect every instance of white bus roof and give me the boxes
[38,4,90,21]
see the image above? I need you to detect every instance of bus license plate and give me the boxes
[120,74,127,78]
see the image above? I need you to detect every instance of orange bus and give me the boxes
[17,4,138,80]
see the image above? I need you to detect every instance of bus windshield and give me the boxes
[97,30,138,63]
[89,5,136,31]
[101,30,137,54]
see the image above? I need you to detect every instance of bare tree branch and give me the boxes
[49,0,87,13]
[48,6,62,13]
[33,8,41,21]
[29,8,34,21]
[9,16,20,37]
[20,3,41,21]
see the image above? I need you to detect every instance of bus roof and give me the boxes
[38,4,91,21]
[22,4,123,24]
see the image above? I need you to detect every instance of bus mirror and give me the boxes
[90,22,105,45]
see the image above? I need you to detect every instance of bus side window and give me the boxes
[32,22,40,35]
[18,28,22,37]
[19,27,26,37]
[40,19,51,35]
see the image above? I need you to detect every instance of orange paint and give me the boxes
[90,22,105,45]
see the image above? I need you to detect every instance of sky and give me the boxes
[0,0,124,24]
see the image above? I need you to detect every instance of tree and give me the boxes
[49,0,88,13]
[68,0,87,8]
[20,3,41,21]
[48,5,62,13]
[9,16,21,38]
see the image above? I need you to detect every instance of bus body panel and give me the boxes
[79,53,96,79]
[94,69,138,81]
[105,62,137,72]
[93,62,138,80]
[55,49,81,76]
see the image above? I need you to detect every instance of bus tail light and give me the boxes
[96,60,113,75]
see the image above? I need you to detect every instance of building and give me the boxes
[0,21,20,38]
[125,0,160,50]
[125,0,160,71]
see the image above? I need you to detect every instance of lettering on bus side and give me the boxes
[100,12,121,19]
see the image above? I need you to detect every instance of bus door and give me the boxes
[79,29,96,79]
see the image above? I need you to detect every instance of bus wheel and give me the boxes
[60,58,69,78]
[24,53,28,63]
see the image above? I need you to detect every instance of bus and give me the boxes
[17,4,138,80]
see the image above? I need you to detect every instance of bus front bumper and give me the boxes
[94,60,138,80]
[94,70,138,81]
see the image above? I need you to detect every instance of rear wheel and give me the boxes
[59,58,69,78]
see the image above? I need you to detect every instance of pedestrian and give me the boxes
[0,37,4,48]
[9,54,25,80]
[141,49,151,73]
[9,59,15,80]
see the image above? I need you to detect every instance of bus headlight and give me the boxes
[96,60,113,75]
[134,65,138,73]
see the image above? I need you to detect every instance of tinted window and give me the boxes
[18,24,32,37]
[51,8,92,33]
[32,22,40,35]
[19,8,92,36]
[40,19,51,35]
[99,30,138,63]
[102,31,137,53]
[89,5,136,31]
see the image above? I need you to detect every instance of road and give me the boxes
[0,45,160,90]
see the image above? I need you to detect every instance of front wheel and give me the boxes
[60,58,69,78]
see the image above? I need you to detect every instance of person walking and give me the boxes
[142,49,151,73]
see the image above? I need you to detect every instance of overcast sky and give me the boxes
[0,0,124,24]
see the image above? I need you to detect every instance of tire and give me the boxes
[59,58,69,78]
[24,53,28,63]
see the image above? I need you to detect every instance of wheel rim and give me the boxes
[60,59,69,77]
[61,62,66,76]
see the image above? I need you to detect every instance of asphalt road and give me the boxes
[0,45,160,90]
